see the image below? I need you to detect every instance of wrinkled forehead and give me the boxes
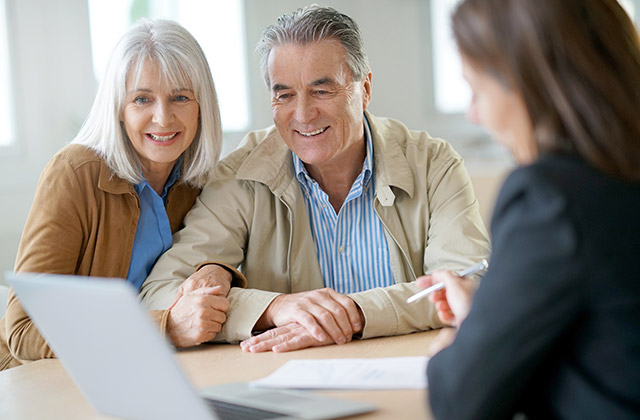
[268,40,353,86]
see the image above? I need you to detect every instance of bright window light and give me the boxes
[88,0,249,131]
[431,0,469,115]
[619,0,636,20]
[0,0,15,146]
[431,0,638,115]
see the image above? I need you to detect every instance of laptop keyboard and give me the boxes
[206,398,290,420]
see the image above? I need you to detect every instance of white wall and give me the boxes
[1,0,96,284]
[13,0,639,283]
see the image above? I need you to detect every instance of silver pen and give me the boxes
[406,259,489,304]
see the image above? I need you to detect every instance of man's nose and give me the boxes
[294,95,317,123]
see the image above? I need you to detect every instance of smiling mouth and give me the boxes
[296,127,328,137]
[147,132,179,142]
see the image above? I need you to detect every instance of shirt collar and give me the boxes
[293,115,374,192]
[134,157,182,200]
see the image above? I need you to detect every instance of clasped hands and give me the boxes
[166,264,232,348]
[166,265,364,352]
[241,288,364,353]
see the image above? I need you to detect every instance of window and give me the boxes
[620,0,636,20]
[88,0,249,131]
[431,0,639,115]
[430,0,469,115]
[0,0,15,146]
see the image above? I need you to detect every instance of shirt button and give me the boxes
[338,245,345,253]
[322,203,328,209]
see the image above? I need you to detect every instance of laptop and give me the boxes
[6,272,376,420]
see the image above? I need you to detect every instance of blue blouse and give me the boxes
[126,161,181,290]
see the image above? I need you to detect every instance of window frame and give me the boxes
[0,0,17,153]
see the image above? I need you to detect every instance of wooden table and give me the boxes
[0,330,439,419]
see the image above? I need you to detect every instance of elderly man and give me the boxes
[140,5,489,352]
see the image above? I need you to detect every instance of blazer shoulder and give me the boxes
[492,159,572,228]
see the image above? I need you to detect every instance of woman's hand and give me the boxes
[416,270,477,328]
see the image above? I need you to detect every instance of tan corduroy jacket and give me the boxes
[0,144,203,370]
[141,112,490,342]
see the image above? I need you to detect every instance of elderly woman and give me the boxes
[418,0,640,418]
[0,19,243,370]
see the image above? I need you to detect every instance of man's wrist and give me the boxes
[198,264,232,284]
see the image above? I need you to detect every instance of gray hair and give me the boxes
[256,4,371,88]
[72,18,221,188]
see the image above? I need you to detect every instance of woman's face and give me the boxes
[122,60,199,177]
[461,56,537,164]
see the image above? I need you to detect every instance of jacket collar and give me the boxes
[235,110,415,200]
[97,160,136,195]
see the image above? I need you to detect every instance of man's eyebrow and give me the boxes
[310,77,335,87]
[272,83,290,92]
[271,78,336,92]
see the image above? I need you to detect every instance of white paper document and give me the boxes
[251,356,429,390]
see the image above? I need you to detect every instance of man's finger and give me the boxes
[188,285,224,296]
[309,304,351,344]
[294,310,328,342]
[241,327,292,352]
[327,291,362,332]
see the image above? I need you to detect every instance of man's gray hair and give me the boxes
[256,4,371,88]
[72,18,222,188]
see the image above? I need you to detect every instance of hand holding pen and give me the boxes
[410,259,489,328]
[407,259,488,303]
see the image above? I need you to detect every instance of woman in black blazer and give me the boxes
[419,1,640,419]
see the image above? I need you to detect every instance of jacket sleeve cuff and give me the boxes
[213,288,281,343]
[349,288,399,339]
[149,309,171,339]
[349,285,444,339]
[196,261,248,288]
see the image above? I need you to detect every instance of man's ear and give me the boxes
[361,72,372,109]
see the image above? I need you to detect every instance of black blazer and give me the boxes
[427,154,640,419]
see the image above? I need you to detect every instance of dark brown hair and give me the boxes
[452,0,640,181]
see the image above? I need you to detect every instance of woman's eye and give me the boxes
[174,95,190,102]
[133,96,149,105]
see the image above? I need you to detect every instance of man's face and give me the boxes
[268,40,372,174]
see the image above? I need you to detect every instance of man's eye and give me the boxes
[276,93,291,101]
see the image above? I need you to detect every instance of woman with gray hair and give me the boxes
[0,19,238,370]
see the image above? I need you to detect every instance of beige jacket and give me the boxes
[141,112,490,341]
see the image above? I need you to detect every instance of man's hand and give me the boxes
[167,286,230,347]
[241,323,336,353]
[254,288,363,345]
[416,270,477,328]
[169,264,233,310]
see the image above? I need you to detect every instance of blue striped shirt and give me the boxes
[293,119,395,294]
[126,161,181,290]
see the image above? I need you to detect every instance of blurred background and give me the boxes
[1,0,638,284]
